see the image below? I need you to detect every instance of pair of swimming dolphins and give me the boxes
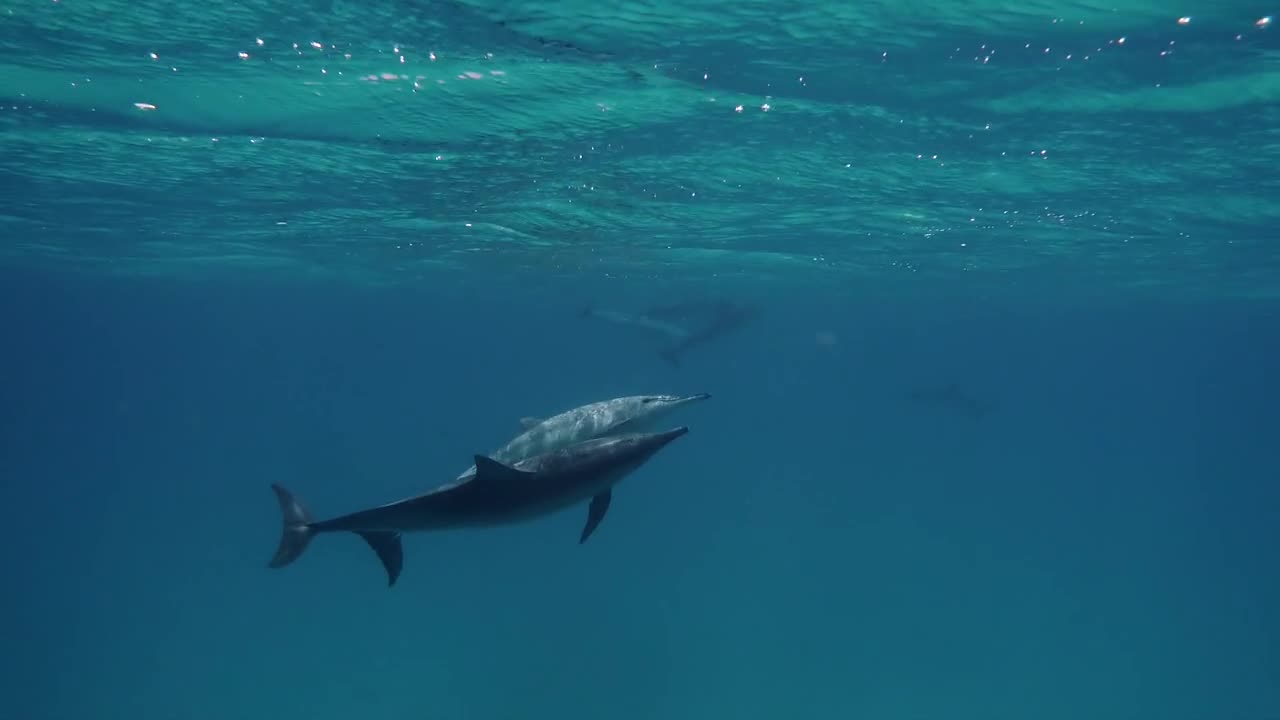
[268,393,711,587]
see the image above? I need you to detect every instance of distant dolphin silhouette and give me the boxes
[905,383,994,420]
[580,298,758,367]
[655,300,759,367]
[578,304,690,343]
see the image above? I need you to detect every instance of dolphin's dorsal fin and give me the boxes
[472,455,535,486]
[519,416,543,430]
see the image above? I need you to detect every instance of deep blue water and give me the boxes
[2,268,1277,719]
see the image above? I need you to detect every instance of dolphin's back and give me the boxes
[453,400,632,480]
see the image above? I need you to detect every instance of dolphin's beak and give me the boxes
[680,393,712,404]
[655,426,690,445]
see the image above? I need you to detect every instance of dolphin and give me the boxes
[455,393,710,481]
[580,299,758,368]
[905,383,994,420]
[579,305,690,343]
[656,300,759,368]
[268,427,690,587]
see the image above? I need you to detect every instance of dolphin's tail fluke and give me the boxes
[269,483,315,570]
[267,484,406,587]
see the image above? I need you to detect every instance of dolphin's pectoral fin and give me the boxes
[354,531,404,587]
[518,416,544,430]
[579,490,612,544]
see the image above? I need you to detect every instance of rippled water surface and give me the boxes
[2,1,1277,296]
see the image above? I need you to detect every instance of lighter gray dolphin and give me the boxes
[268,427,690,587]
[456,393,710,480]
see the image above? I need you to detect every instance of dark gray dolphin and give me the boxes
[268,427,689,587]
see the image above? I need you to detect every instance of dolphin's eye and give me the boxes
[641,397,656,404]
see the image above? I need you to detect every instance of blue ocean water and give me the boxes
[3,271,1278,719]
[3,2,1279,719]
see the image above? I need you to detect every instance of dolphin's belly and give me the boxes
[430,467,624,531]
[434,494,585,530]
[319,497,576,533]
